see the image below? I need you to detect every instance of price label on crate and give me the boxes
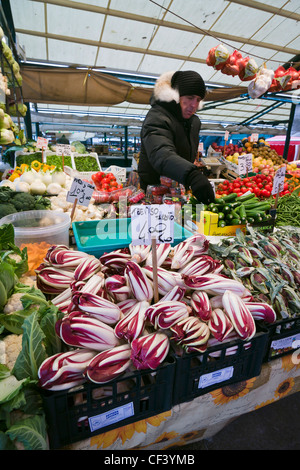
[130,204,175,245]
[272,165,286,195]
[56,143,72,156]
[36,136,48,150]
[67,177,95,207]
[238,153,253,175]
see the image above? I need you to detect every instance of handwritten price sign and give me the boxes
[272,166,286,195]
[56,144,72,156]
[238,153,253,175]
[36,137,48,150]
[131,204,175,246]
[67,178,95,207]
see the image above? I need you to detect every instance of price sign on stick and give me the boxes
[67,178,95,220]
[56,144,71,156]
[36,137,48,149]
[130,204,175,246]
[272,166,286,196]
[272,165,286,210]
[238,153,253,175]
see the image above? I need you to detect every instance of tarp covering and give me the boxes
[20,65,248,106]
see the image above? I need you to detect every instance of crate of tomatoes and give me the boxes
[91,170,136,204]
[216,173,290,200]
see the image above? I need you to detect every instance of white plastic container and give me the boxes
[0,210,71,247]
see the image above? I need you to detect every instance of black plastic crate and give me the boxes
[172,329,268,406]
[41,357,175,449]
[263,317,300,361]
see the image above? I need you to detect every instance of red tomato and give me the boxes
[264,184,272,192]
[261,189,271,198]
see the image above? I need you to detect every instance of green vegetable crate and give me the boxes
[41,358,175,449]
[171,327,268,405]
[263,317,300,362]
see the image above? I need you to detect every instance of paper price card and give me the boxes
[130,204,175,246]
[238,153,253,175]
[250,133,259,142]
[272,165,286,195]
[36,136,48,149]
[198,142,204,152]
[224,130,229,141]
[67,177,95,207]
[56,143,72,156]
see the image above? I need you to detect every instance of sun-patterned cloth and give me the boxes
[63,353,300,450]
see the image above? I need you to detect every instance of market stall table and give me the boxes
[62,351,300,450]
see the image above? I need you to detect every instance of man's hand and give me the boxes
[186,168,215,205]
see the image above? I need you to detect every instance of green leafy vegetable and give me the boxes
[74,155,100,172]
[13,312,47,381]
[0,374,30,404]
[6,414,48,450]
[0,260,17,310]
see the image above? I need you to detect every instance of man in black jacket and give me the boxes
[138,70,215,204]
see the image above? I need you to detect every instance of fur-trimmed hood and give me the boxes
[153,71,204,110]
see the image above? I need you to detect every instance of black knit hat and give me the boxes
[171,70,206,99]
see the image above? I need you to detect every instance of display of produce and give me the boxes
[0,186,51,217]
[1,20,300,450]
[210,137,294,173]
[0,223,62,450]
[216,173,290,199]
[73,155,100,172]
[4,164,67,195]
[32,234,274,393]
[208,227,300,320]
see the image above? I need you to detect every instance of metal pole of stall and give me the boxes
[283,103,296,160]
[124,125,129,165]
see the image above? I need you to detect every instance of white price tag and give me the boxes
[56,143,72,156]
[36,136,48,150]
[130,204,175,246]
[238,153,253,175]
[198,142,204,152]
[251,133,259,142]
[224,130,229,141]
[105,165,126,183]
[67,177,95,207]
[272,165,286,195]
